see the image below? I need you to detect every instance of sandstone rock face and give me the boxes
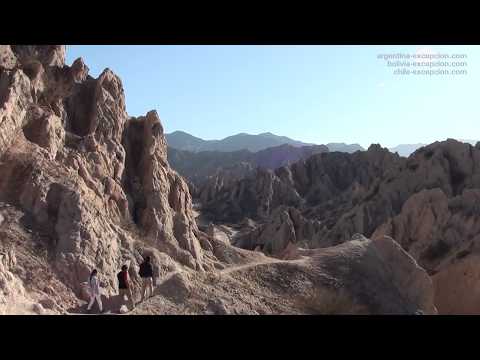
[432,254,480,314]
[364,142,480,314]
[11,45,66,68]
[371,236,436,314]
[0,66,32,156]
[0,205,77,314]
[236,206,324,255]
[22,105,65,159]
[0,246,31,314]
[196,162,256,206]
[0,45,208,311]
[123,111,204,271]
[201,166,304,223]
[307,235,436,314]
[372,188,480,314]
[70,57,89,83]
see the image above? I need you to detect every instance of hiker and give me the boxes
[86,269,103,313]
[139,256,154,301]
[117,265,135,310]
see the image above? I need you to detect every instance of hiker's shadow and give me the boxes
[67,294,125,315]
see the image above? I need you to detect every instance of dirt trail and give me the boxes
[219,257,305,275]
[73,254,306,315]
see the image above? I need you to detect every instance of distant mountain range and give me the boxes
[389,139,479,157]
[166,131,313,152]
[166,131,479,160]
[166,131,364,153]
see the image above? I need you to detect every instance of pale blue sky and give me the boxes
[66,45,479,148]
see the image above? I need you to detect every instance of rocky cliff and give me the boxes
[0,45,208,311]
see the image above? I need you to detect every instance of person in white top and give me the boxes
[86,269,103,313]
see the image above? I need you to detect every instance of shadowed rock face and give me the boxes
[167,143,329,190]
[235,206,325,254]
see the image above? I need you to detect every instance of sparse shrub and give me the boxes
[422,240,451,261]
[456,249,470,260]
[297,288,368,315]
[407,161,419,171]
[424,149,434,159]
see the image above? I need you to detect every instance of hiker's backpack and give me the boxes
[139,262,146,278]
[117,271,126,288]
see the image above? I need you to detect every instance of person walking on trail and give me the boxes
[117,265,135,310]
[86,269,103,313]
[139,256,154,301]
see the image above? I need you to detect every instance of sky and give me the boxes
[66,45,480,149]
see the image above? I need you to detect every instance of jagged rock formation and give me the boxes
[204,140,480,247]
[235,206,324,254]
[201,138,480,313]
[0,45,208,312]
[201,144,400,224]
[194,162,256,205]
[200,166,306,222]
[123,111,203,271]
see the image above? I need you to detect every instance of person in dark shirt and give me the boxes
[139,256,154,302]
[117,265,135,310]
